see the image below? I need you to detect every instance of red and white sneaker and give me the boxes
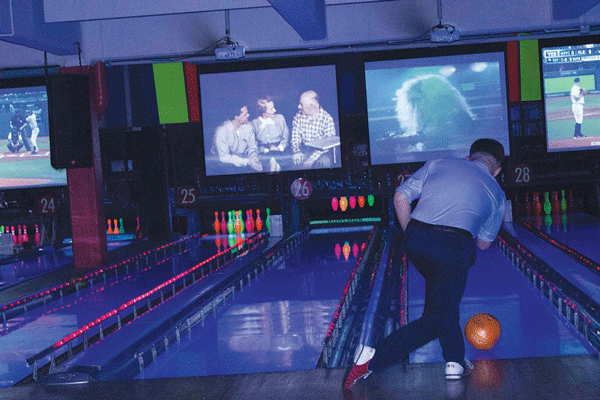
[445,359,474,380]
[343,345,375,389]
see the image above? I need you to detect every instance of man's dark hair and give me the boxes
[469,138,505,166]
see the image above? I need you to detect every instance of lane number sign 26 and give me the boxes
[291,178,313,200]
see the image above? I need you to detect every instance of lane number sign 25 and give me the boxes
[177,186,198,207]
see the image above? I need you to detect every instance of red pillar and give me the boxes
[60,64,108,270]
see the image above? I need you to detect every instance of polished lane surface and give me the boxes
[135,228,371,379]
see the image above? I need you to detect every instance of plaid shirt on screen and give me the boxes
[291,108,336,160]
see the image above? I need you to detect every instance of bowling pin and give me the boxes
[221,211,228,235]
[239,210,244,233]
[331,197,339,211]
[255,209,263,232]
[339,196,348,212]
[17,225,22,245]
[227,211,234,234]
[334,243,341,260]
[560,190,568,213]
[358,196,365,208]
[349,196,356,210]
[249,209,255,232]
[22,225,29,244]
[34,224,40,246]
[551,191,560,215]
[234,211,242,234]
[543,192,551,215]
[214,211,221,235]
[266,208,271,232]
[11,226,16,244]
[367,195,375,207]
[107,219,113,234]
[113,219,120,234]
[119,218,125,234]
[245,210,254,233]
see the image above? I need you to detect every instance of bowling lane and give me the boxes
[520,213,600,263]
[134,228,371,380]
[0,235,246,388]
[0,233,137,289]
[408,234,598,365]
[505,218,600,303]
[0,246,72,288]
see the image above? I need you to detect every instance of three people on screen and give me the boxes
[209,90,338,174]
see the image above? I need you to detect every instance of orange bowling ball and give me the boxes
[464,313,501,350]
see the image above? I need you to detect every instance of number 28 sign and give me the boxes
[291,178,313,200]
[511,163,532,186]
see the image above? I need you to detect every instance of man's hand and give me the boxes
[302,157,315,169]
[248,157,263,171]
[293,153,304,165]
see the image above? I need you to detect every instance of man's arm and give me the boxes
[213,126,248,167]
[393,190,412,231]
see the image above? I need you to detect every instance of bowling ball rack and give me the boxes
[319,226,407,369]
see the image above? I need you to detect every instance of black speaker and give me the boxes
[48,74,93,169]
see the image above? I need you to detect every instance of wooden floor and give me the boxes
[1,354,599,399]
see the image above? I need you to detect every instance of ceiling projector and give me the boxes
[430,25,460,43]
[215,45,245,60]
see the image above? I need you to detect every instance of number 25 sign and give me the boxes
[291,178,313,200]
[177,186,198,207]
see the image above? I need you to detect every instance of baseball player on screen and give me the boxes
[571,77,587,138]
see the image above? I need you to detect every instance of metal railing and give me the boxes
[497,229,600,352]
[23,232,268,383]
[93,228,309,381]
[1,235,194,324]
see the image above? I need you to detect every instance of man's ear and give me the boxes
[492,166,501,177]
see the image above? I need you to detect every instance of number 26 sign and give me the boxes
[291,178,313,200]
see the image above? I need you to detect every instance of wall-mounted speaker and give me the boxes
[48,74,93,169]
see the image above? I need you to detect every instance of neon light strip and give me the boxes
[49,233,264,350]
[1,235,196,318]
[310,217,381,225]
[518,219,600,274]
